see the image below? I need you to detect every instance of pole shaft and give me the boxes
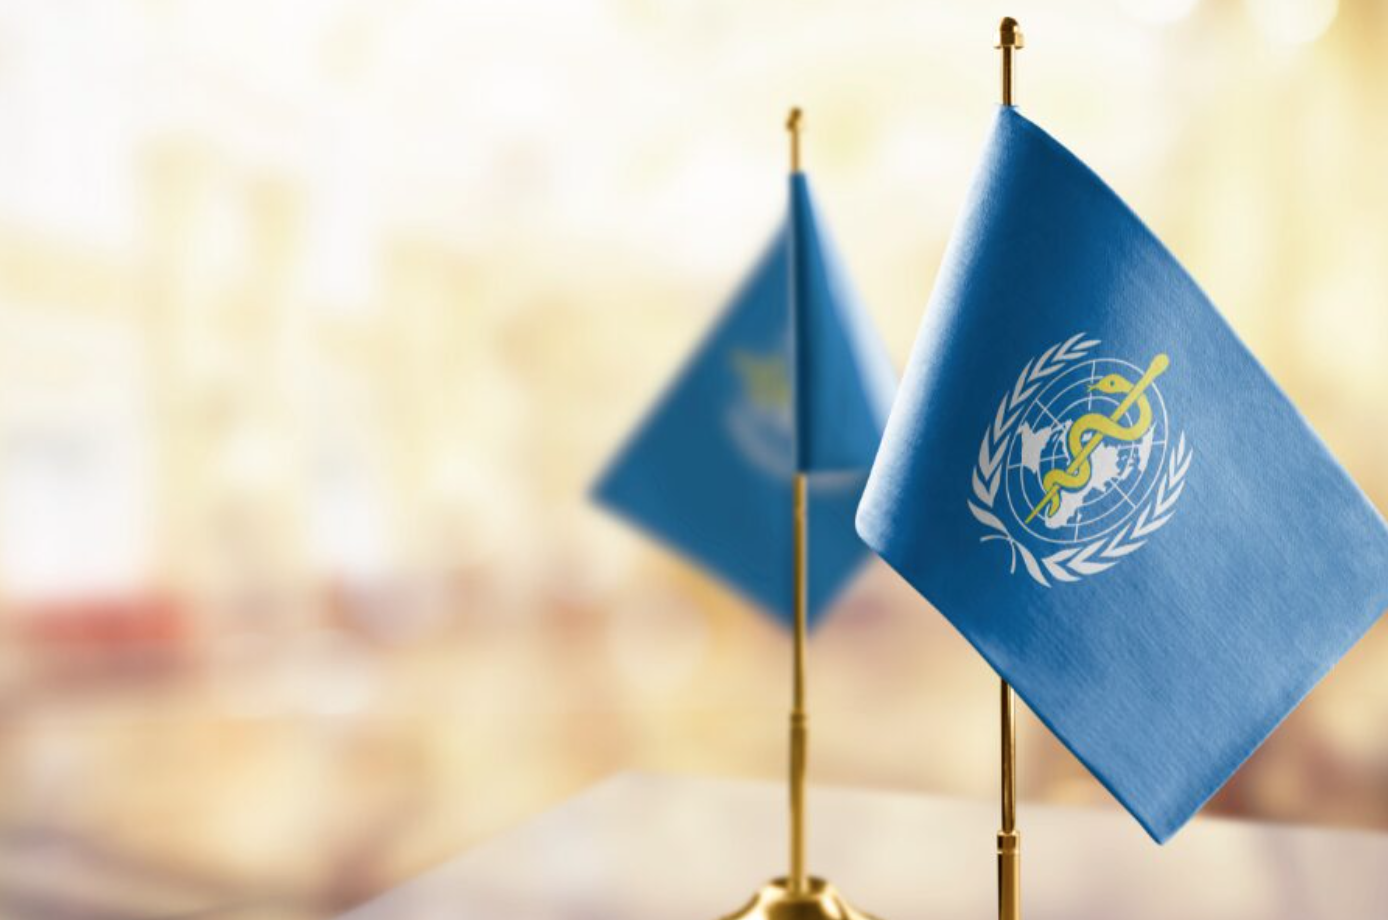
[1001,48,1014,106]
[789,472,809,894]
[788,107,802,173]
[786,107,809,897]
[1001,680,1016,832]
[996,18,1023,920]
[998,680,1020,919]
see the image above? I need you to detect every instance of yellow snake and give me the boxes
[1029,354,1169,523]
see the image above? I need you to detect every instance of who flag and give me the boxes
[856,106,1388,841]
[595,173,896,627]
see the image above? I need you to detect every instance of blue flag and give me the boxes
[857,107,1388,842]
[595,174,896,627]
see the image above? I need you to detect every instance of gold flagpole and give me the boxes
[999,679,1021,920]
[787,106,809,899]
[720,108,880,920]
[995,21,1024,920]
[790,469,809,891]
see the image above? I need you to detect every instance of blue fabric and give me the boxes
[595,175,896,627]
[857,107,1388,842]
[791,175,898,472]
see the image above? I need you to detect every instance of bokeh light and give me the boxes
[1247,0,1340,45]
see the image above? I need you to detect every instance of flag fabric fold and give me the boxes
[595,174,896,628]
[790,176,898,472]
[856,106,1388,842]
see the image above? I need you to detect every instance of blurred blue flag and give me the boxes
[857,107,1388,842]
[594,174,895,627]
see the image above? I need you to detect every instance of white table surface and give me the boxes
[336,771,1388,920]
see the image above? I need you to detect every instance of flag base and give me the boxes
[718,877,882,920]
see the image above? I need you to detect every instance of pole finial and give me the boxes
[787,107,802,172]
[996,17,1023,107]
[997,16,1024,50]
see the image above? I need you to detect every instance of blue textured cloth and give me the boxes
[857,107,1388,842]
[595,174,896,627]
[791,177,898,470]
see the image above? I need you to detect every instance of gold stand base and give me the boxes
[719,877,881,920]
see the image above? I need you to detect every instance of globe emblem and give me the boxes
[970,334,1191,587]
[1004,358,1170,545]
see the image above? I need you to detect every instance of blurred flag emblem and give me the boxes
[857,107,1388,841]
[594,174,895,627]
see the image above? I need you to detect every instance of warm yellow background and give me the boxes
[0,1,1384,916]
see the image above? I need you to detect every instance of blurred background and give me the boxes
[0,0,1384,916]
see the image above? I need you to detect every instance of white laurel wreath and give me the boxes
[966,332,1193,587]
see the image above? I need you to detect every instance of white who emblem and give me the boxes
[968,333,1193,586]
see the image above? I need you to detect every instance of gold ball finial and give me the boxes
[997,16,1024,50]
[787,107,802,132]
